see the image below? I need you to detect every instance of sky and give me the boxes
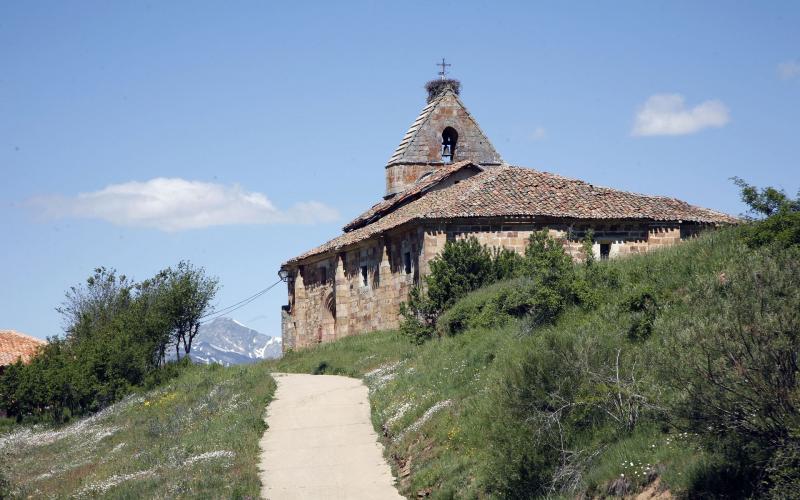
[1,1,798,340]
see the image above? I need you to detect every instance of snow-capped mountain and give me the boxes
[189,317,281,366]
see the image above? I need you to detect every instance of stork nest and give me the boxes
[425,79,461,102]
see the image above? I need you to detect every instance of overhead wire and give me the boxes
[198,278,283,324]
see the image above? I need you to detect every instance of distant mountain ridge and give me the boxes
[189,317,281,366]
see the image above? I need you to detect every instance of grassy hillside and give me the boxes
[1,223,792,499]
[0,362,275,498]
[270,227,800,499]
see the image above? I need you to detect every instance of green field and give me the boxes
[0,362,275,498]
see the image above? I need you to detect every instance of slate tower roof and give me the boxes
[384,80,502,197]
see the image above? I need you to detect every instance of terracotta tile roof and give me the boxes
[284,164,737,265]
[0,330,46,365]
[343,161,482,232]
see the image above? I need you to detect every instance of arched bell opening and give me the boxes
[441,127,458,163]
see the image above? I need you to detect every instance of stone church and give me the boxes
[279,78,735,351]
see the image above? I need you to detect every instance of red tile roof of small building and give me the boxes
[284,164,738,265]
[0,330,46,365]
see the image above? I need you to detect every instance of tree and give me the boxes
[0,261,217,422]
[400,237,497,343]
[731,176,800,218]
[158,261,219,359]
[56,267,133,341]
[732,178,800,248]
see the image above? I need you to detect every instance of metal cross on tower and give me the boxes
[437,58,451,80]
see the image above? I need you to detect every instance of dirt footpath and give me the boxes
[259,373,404,500]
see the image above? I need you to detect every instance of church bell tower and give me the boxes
[384,63,503,198]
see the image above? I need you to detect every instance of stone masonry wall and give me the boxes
[282,220,711,351]
[282,227,423,350]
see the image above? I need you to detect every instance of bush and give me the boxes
[623,286,658,341]
[663,245,800,497]
[400,231,577,343]
[0,468,10,499]
[437,278,538,336]
[399,237,514,343]
[739,210,800,248]
[732,177,800,248]
[426,237,496,313]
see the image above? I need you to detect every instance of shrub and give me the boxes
[401,231,580,343]
[739,210,800,248]
[623,286,658,341]
[491,247,524,281]
[0,466,10,499]
[663,245,800,497]
[732,177,800,248]
[437,278,537,336]
[426,237,495,313]
[399,287,438,344]
[479,320,654,497]
[399,237,509,343]
[520,231,574,285]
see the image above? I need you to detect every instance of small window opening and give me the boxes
[441,127,458,163]
[361,265,368,287]
[600,243,611,260]
[404,252,412,274]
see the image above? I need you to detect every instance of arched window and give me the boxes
[441,127,458,163]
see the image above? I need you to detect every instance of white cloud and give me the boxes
[778,60,800,80]
[530,126,547,141]
[631,94,730,137]
[28,178,339,231]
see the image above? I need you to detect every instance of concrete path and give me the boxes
[259,373,404,500]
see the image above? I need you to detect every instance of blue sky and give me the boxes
[2,1,798,340]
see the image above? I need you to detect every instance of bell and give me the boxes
[442,145,451,155]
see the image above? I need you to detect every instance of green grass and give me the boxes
[264,228,762,499]
[268,326,518,498]
[1,226,787,499]
[0,362,275,498]
[272,329,415,376]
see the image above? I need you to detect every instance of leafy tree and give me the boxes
[56,267,133,341]
[400,237,502,343]
[731,176,800,218]
[0,261,217,423]
[157,261,219,359]
[732,177,800,248]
